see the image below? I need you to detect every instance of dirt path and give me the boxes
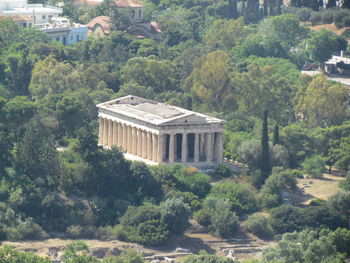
[2,220,274,262]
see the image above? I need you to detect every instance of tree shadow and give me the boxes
[156,234,216,254]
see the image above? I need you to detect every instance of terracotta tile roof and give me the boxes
[112,0,144,8]
[0,14,34,22]
[150,21,161,33]
[73,0,103,6]
[87,15,111,34]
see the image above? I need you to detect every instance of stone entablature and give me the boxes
[97,95,225,167]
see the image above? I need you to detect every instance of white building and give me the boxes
[0,0,62,26]
[41,17,88,45]
[97,95,225,168]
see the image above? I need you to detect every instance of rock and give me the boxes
[106,247,121,257]
[90,247,109,258]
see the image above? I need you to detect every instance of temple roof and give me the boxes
[112,0,144,8]
[97,95,225,126]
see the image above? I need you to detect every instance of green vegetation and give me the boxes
[1,0,350,261]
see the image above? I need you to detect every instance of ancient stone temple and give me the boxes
[97,95,225,167]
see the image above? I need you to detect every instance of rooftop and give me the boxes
[112,0,144,8]
[97,95,225,126]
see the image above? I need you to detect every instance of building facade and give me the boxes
[97,95,225,167]
[41,17,88,45]
[0,0,62,26]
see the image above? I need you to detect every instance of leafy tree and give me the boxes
[0,246,51,263]
[328,190,350,217]
[204,18,247,52]
[243,213,274,239]
[185,50,233,112]
[121,56,178,94]
[307,29,346,68]
[209,182,257,215]
[262,229,345,263]
[182,253,237,263]
[339,175,350,191]
[160,197,190,235]
[233,58,300,123]
[295,75,350,127]
[301,155,326,178]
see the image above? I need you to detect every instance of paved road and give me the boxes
[301,70,350,86]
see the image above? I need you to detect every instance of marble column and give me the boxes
[157,134,163,164]
[108,119,113,147]
[122,124,127,150]
[147,132,152,160]
[217,132,224,163]
[127,125,132,152]
[181,133,187,163]
[194,133,199,163]
[152,133,157,162]
[206,132,213,163]
[132,127,137,155]
[103,118,109,146]
[137,129,142,157]
[98,117,104,145]
[117,122,123,147]
[142,130,147,159]
[169,134,175,163]
[113,121,118,146]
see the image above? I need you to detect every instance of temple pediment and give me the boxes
[160,114,207,125]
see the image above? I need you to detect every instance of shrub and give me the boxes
[160,197,190,235]
[210,209,239,238]
[214,164,232,178]
[301,155,326,178]
[95,225,127,241]
[310,12,321,25]
[194,207,213,227]
[296,8,312,22]
[339,175,350,191]
[209,182,258,215]
[66,224,96,238]
[243,213,274,239]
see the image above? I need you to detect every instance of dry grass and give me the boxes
[294,173,344,205]
[307,23,350,35]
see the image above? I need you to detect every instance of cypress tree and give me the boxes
[276,0,282,15]
[263,0,268,16]
[272,122,280,146]
[260,110,271,182]
[343,0,350,8]
[228,0,239,19]
[326,0,336,8]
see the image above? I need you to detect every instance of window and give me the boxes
[22,22,26,28]
[139,10,142,18]
[76,35,80,42]
[56,37,59,41]
[63,37,66,45]
[42,15,46,19]
[131,10,135,18]
[70,36,73,41]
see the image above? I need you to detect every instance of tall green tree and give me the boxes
[272,122,280,146]
[260,110,271,182]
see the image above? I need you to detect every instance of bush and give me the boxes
[243,213,274,239]
[66,224,96,239]
[214,164,232,178]
[296,8,312,22]
[310,12,321,25]
[209,182,258,215]
[194,207,212,227]
[301,155,326,178]
[339,175,350,191]
[210,209,239,238]
[95,225,127,241]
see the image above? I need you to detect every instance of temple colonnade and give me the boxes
[98,117,223,165]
